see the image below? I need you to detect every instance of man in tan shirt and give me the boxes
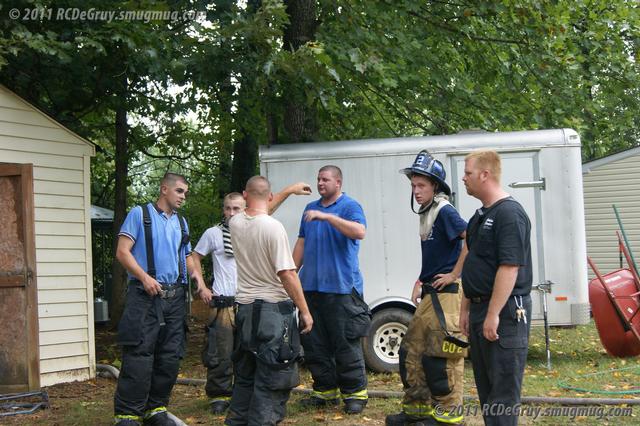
[224,176,312,426]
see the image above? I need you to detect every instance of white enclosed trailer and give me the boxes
[260,128,589,372]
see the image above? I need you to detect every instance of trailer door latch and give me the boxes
[509,178,546,190]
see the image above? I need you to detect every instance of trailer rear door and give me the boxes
[450,151,545,321]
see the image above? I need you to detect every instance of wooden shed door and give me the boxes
[0,163,40,392]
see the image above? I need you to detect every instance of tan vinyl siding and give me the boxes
[36,249,87,263]
[38,315,88,332]
[40,355,90,374]
[38,276,87,289]
[33,166,84,183]
[40,368,90,387]
[583,152,640,279]
[36,222,87,236]
[38,289,88,304]
[0,134,91,156]
[0,149,83,169]
[39,302,88,318]
[36,235,86,249]
[82,154,96,378]
[34,180,84,197]
[39,328,88,346]
[35,208,85,223]
[40,342,90,360]
[34,194,85,209]
[0,107,57,127]
[0,92,34,109]
[0,85,96,385]
[37,262,87,276]
[0,121,91,146]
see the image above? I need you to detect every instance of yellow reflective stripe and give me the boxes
[432,410,464,424]
[342,389,368,400]
[311,388,340,400]
[114,414,142,423]
[402,403,433,416]
[210,396,231,402]
[144,406,167,419]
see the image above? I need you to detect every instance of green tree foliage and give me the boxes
[312,0,640,158]
[1,0,639,319]
[0,0,218,320]
[193,0,640,160]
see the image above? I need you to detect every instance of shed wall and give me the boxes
[0,86,95,386]
[583,154,640,278]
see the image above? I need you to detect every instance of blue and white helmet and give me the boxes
[399,150,451,196]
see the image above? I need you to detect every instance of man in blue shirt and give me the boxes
[386,151,468,426]
[293,165,370,415]
[113,172,212,426]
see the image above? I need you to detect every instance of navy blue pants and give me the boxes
[300,291,370,399]
[203,303,235,400]
[114,283,186,417]
[469,295,531,426]
[225,301,300,426]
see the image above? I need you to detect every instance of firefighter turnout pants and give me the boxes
[399,283,465,421]
[202,296,236,403]
[225,300,301,426]
[300,290,371,402]
[114,282,187,421]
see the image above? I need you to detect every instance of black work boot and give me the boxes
[143,411,176,426]
[386,411,434,426]
[210,400,230,415]
[344,399,367,414]
[299,396,340,408]
[115,420,141,426]
[415,419,438,426]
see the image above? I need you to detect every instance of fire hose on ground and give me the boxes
[96,364,640,406]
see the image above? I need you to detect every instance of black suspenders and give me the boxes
[176,212,188,284]
[141,204,156,279]
[140,204,189,284]
[140,204,188,327]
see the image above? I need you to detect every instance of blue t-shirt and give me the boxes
[119,203,192,285]
[298,193,366,294]
[419,204,467,283]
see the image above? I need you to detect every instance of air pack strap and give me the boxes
[426,286,470,349]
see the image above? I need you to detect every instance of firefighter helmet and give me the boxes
[399,150,451,196]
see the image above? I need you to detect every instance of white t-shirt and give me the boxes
[193,226,237,296]
[229,212,296,304]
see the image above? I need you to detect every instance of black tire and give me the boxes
[362,308,413,373]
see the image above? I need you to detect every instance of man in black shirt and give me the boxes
[460,150,532,426]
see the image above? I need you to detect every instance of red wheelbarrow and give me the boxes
[588,232,640,357]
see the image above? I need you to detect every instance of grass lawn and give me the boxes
[3,318,640,425]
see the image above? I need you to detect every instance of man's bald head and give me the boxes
[245,176,272,200]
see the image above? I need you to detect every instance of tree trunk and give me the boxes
[214,0,236,198]
[230,0,263,189]
[110,85,129,325]
[230,134,258,192]
[266,84,278,145]
[283,0,318,143]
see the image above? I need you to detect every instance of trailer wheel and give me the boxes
[363,308,413,373]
